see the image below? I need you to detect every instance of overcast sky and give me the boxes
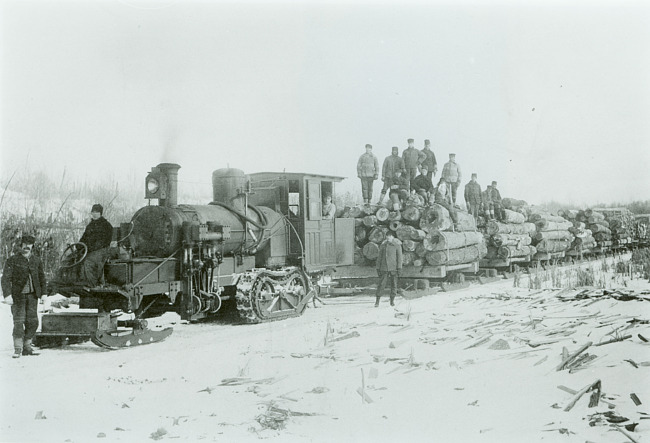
[1,0,649,206]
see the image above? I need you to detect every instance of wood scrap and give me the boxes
[556,341,592,371]
[563,379,601,411]
[557,385,615,408]
[594,334,632,346]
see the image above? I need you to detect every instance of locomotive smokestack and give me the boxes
[145,163,181,207]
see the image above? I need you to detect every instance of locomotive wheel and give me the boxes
[236,270,311,323]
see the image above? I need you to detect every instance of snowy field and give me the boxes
[1,258,649,443]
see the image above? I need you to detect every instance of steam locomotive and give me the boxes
[43,163,353,348]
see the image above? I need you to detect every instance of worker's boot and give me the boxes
[12,338,22,359]
[22,338,39,356]
[374,297,380,307]
[377,193,385,205]
[389,296,395,307]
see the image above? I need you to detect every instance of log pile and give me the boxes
[483,200,536,261]
[574,210,612,250]
[528,211,573,257]
[347,201,485,268]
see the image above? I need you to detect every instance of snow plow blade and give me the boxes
[91,327,173,350]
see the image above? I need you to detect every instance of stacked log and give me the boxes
[482,198,535,261]
[345,201,482,268]
[530,212,574,257]
[579,209,611,249]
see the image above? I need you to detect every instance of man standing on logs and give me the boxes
[483,183,494,220]
[402,138,425,181]
[378,146,405,205]
[489,181,505,221]
[441,153,462,205]
[419,139,437,180]
[435,177,459,227]
[412,166,434,202]
[357,144,379,205]
[375,231,402,307]
[464,173,482,220]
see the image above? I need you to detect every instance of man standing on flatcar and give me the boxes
[357,144,379,205]
[402,138,425,181]
[419,139,437,180]
[375,231,402,307]
[378,146,405,205]
[78,204,113,286]
[441,153,462,205]
[1,235,47,358]
[464,173,482,220]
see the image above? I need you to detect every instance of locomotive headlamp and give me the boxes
[147,177,160,194]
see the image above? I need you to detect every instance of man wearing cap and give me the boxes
[375,230,402,307]
[489,181,504,221]
[356,144,379,205]
[419,139,437,180]
[1,235,47,358]
[411,167,434,201]
[389,170,410,210]
[378,147,405,205]
[78,204,113,285]
[464,173,482,220]
[402,138,426,181]
[483,183,494,220]
[441,153,462,205]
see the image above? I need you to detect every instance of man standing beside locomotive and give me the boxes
[375,230,402,307]
[377,146,405,205]
[441,153,462,205]
[78,204,114,286]
[356,144,379,205]
[1,235,47,358]
[402,138,425,181]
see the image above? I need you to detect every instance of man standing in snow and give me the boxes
[78,204,113,286]
[375,231,402,307]
[1,235,47,358]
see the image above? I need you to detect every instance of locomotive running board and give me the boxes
[91,327,173,350]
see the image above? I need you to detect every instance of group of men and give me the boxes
[356,139,505,222]
[1,204,113,358]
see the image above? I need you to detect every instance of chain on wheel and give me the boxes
[235,269,311,323]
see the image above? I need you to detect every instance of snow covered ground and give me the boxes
[1,259,649,443]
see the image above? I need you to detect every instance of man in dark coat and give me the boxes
[489,181,505,221]
[411,167,434,201]
[378,147,406,205]
[375,231,402,307]
[464,173,482,220]
[79,204,113,285]
[1,235,47,358]
[402,138,425,180]
[388,170,410,211]
[419,139,437,180]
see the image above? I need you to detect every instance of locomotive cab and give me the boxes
[247,172,355,272]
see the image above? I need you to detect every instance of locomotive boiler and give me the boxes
[44,163,322,348]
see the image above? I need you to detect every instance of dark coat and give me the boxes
[412,174,433,193]
[464,180,482,205]
[389,175,410,193]
[402,148,426,169]
[420,147,437,172]
[382,155,406,181]
[80,217,113,253]
[489,187,502,204]
[2,253,46,298]
[376,239,403,272]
